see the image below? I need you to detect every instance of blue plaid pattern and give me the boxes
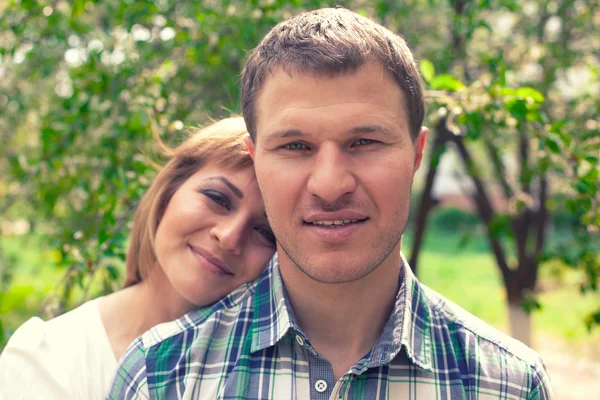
[107,253,553,399]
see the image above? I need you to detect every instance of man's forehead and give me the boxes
[263,61,390,86]
[253,63,406,142]
[255,62,397,113]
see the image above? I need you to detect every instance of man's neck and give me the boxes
[279,253,402,381]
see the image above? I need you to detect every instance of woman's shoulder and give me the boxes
[44,298,104,334]
[2,316,44,347]
[0,298,115,399]
[4,300,97,352]
[6,298,103,348]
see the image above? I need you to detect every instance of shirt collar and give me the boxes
[361,253,433,371]
[249,252,433,371]
[250,253,294,352]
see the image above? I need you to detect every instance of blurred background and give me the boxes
[0,0,598,398]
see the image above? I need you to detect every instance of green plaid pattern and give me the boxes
[107,254,553,399]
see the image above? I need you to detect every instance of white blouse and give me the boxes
[0,298,117,400]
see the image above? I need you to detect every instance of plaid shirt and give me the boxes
[107,254,553,399]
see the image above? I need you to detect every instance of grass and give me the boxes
[0,235,63,342]
[402,230,508,328]
[401,227,600,351]
[1,226,599,351]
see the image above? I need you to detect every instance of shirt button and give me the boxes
[295,335,305,346]
[315,379,328,393]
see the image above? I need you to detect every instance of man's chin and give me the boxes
[295,261,382,285]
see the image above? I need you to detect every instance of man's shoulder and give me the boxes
[410,283,553,398]
[420,284,543,367]
[141,279,259,350]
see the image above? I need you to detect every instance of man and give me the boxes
[108,8,553,399]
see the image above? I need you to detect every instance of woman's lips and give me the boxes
[188,245,233,275]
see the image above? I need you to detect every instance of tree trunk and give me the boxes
[409,121,448,275]
[505,275,534,346]
[507,300,532,347]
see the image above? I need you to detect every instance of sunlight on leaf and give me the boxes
[420,59,435,83]
[429,74,465,91]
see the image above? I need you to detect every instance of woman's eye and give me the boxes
[283,142,308,151]
[255,226,276,247]
[203,191,231,210]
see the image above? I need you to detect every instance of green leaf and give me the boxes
[574,180,593,195]
[557,131,572,147]
[544,137,561,153]
[375,1,391,18]
[582,167,599,184]
[515,87,545,103]
[505,98,528,119]
[420,59,435,83]
[498,87,517,96]
[457,231,474,250]
[105,265,121,281]
[478,20,492,32]
[585,310,600,331]
[429,74,465,91]
[584,155,599,164]
[521,295,542,314]
[526,110,542,122]
[488,214,512,238]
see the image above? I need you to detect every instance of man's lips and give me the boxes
[188,245,233,275]
[302,211,367,243]
[303,211,368,226]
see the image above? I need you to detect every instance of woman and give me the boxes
[0,117,276,399]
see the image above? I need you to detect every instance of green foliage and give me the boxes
[428,207,481,231]
[419,58,435,83]
[415,0,599,330]
[429,74,466,91]
[0,0,598,346]
[0,0,324,343]
[586,310,600,331]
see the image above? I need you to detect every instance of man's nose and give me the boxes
[306,143,357,204]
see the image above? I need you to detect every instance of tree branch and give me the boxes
[514,126,533,267]
[449,130,512,280]
[485,139,514,201]
[534,174,549,259]
[409,119,449,274]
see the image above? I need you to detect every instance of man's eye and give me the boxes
[203,191,231,210]
[354,138,376,146]
[283,142,308,150]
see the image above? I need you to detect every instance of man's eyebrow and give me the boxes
[265,125,393,140]
[348,125,393,136]
[265,129,308,140]
[204,177,243,199]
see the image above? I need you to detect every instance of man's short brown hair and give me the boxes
[241,7,424,142]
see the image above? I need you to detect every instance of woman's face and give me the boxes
[153,162,275,312]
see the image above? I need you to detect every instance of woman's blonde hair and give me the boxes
[123,117,253,288]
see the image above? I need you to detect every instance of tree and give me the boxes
[0,0,324,330]
[0,0,597,348]
[408,0,599,345]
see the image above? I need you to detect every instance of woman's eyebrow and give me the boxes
[204,177,244,199]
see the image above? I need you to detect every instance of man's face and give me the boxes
[248,63,427,284]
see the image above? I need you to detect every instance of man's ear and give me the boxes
[413,126,428,172]
[244,135,255,159]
